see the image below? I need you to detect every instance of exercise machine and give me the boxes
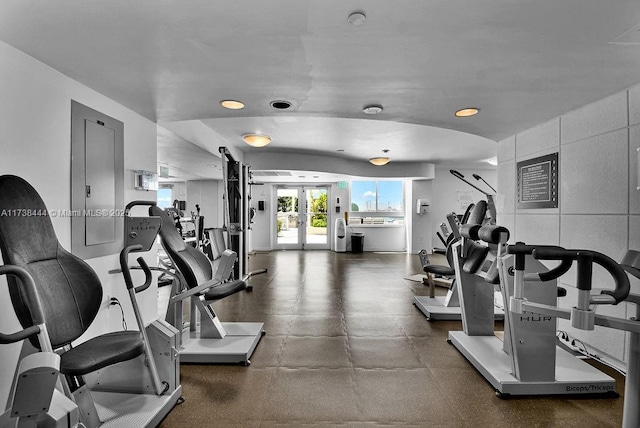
[413,201,504,321]
[151,204,265,364]
[0,265,79,428]
[0,176,182,427]
[508,246,640,427]
[219,146,249,280]
[448,231,616,396]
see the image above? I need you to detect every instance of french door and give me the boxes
[275,186,330,250]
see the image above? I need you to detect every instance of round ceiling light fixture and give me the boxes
[270,100,292,110]
[243,134,271,147]
[455,107,480,117]
[363,104,383,115]
[369,149,390,166]
[220,100,245,110]
[347,11,366,26]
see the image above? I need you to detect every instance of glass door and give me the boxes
[304,187,329,249]
[276,187,301,248]
[275,186,330,250]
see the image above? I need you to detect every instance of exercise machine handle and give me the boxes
[134,257,154,293]
[120,244,143,290]
[125,200,157,211]
[0,265,43,344]
[533,247,630,304]
[125,200,158,217]
[449,169,490,196]
[507,242,573,281]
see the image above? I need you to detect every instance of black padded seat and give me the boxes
[423,264,455,277]
[203,279,247,301]
[462,242,490,274]
[60,331,144,376]
[0,175,145,376]
[150,205,247,298]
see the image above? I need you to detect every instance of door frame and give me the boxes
[274,185,331,250]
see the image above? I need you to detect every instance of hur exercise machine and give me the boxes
[448,228,617,397]
[413,199,504,321]
[508,246,640,427]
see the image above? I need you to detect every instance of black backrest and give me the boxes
[466,200,487,226]
[0,175,102,349]
[150,205,213,288]
[210,228,227,259]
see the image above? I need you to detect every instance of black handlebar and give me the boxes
[125,200,158,215]
[134,257,154,293]
[0,265,43,344]
[507,243,573,280]
[120,244,147,290]
[533,247,630,304]
[450,169,465,180]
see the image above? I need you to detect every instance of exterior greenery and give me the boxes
[310,192,327,228]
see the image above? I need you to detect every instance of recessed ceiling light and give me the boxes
[242,134,271,147]
[270,100,292,110]
[455,107,479,117]
[348,11,366,26]
[363,104,383,115]
[220,100,245,110]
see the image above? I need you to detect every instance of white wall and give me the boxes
[171,182,188,205]
[186,179,221,229]
[496,85,640,362]
[408,179,433,254]
[430,166,497,249]
[0,40,158,407]
[249,184,273,251]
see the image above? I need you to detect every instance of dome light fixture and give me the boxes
[220,100,245,110]
[363,104,383,115]
[455,107,480,117]
[347,11,367,26]
[242,134,271,147]
[369,149,390,166]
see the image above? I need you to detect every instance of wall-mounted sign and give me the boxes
[517,152,558,209]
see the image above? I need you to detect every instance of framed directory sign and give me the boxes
[517,152,558,209]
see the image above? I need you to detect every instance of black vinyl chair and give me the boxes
[150,205,245,302]
[150,205,265,364]
[0,175,165,427]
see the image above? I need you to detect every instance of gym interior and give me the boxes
[1,3,640,427]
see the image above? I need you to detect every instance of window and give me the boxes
[350,181,403,213]
[157,188,173,209]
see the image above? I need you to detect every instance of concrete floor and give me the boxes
[159,250,624,427]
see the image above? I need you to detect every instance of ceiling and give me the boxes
[2,1,640,181]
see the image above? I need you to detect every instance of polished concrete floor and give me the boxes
[159,250,625,427]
